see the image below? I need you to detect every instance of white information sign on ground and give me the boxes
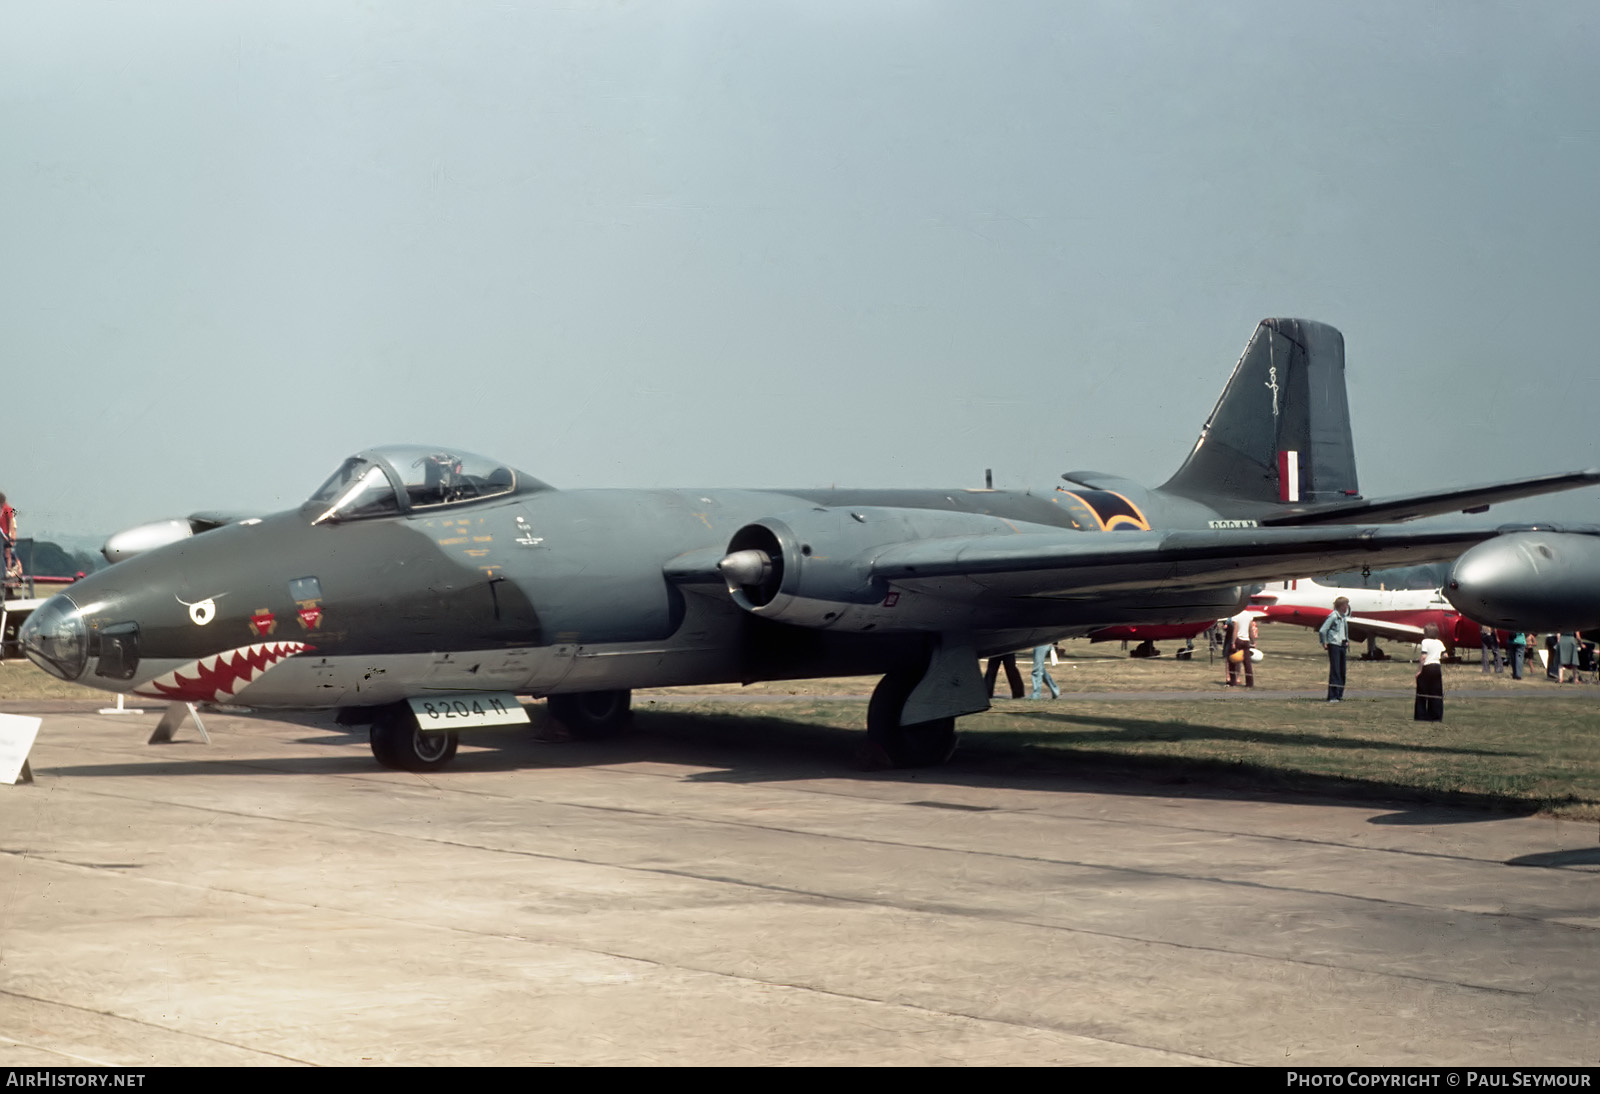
[407,693,529,730]
[0,712,43,785]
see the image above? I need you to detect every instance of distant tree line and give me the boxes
[15,539,103,578]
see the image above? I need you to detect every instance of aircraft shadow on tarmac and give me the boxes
[628,708,1548,823]
[1504,847,1600,868]
[1007,708,1526,757]
[41,705,1547,826]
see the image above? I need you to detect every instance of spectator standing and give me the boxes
[1225,610,1258,688]
[1318,597,1352,702]
[984,652,1025,699]
[1415,623,1446,721]
[1029,644,1060,700]
[1558,632,1580,684]
[1481,627,1501,674]
[0,492,17,582]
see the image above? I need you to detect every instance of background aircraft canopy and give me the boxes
[308,445,546,523]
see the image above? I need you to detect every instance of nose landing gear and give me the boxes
[369,703,459,771]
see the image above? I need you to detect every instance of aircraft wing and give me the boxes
[1258,469,1600,526]
[1343,616,1425,643]
[870,525,1498,599]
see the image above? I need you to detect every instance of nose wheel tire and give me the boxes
[863,668,959,768]
[369,704,459,771]
[546,690,632,739]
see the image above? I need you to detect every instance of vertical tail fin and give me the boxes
[1160,318,1359,506]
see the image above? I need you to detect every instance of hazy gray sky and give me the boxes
[4,2,1597,539]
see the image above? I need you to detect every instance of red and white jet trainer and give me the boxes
[1248,579,1487,652]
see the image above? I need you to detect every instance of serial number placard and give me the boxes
[408,693,530,730]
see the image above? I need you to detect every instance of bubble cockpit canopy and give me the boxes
[307,445,550,524]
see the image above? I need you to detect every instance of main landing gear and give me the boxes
[360,650,984,773]
[546,689,633,739]
[866,669,959,768]
[862,635,988,769]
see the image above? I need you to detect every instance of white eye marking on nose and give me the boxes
[175,594,223,626]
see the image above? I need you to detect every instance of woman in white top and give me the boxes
[1414,623,1446,722]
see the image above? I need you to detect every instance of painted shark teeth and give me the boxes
[134,641,312,703]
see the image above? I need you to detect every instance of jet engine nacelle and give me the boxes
[102,512,253,564]
[1448,530,1600,632]
[718,506,1033,632]
[102,519,196,563]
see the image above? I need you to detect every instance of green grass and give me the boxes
[0,660,120,700]
[967,695,1600,814]
[633,627,1600,818]
[630,692,1600,818]
[6,626,1598,817]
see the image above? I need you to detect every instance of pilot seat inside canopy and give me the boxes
[308,445,540,523]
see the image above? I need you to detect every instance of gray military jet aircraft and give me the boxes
[20,319,1600,771]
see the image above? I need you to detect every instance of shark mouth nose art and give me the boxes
[133,641,313,703]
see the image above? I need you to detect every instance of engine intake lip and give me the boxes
[723,523,789,609]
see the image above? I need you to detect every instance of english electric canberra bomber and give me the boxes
[21,320,1600,771]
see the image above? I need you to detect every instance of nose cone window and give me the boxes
[20,595,88,681]
[94,622,140,681]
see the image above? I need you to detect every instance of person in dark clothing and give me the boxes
[1558,632,1581,684]
[1414,623,1445,721]
[1318,597,1352,701]
[1480,627,1501,674]
[984,652,1025,698]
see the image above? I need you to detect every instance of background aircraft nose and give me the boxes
[1447,532,1600,632]
[19,594,89,681]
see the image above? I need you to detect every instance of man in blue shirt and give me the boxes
[1318,596,1352,702]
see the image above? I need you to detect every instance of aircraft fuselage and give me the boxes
[26,482,1242,710]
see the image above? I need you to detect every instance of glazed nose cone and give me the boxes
[19,593,89,681]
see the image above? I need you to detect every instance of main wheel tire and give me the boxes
[369,704,459,772]
[863,668,959,769]
[546,690,632,739]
